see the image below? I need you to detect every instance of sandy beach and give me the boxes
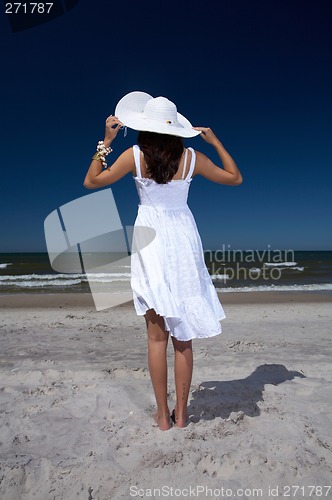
[0,291,332,499]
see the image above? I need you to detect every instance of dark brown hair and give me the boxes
[137,131,184,184]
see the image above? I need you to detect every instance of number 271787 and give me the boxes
[5,3,54,14]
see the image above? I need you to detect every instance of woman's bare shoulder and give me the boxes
[192,149,210,176]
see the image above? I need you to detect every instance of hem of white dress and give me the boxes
[134,307,225,342]
[169,326,223,342]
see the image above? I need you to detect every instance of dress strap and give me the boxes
[133,145,142,177]
[184,147,196,181]
[181,149,189,179]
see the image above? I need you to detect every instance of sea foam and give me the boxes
[264,261,298,267]
[215,283,332,293]
[0,272,132,288]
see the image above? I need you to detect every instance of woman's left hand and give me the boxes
[104,115,123,145]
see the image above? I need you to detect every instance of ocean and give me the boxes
[0,251,332,295]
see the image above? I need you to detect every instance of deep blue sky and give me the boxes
[1,0,331,252]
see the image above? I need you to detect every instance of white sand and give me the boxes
[0,293,331,499]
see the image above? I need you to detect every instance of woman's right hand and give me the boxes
[193,127,220,146]
[104,115,124,146]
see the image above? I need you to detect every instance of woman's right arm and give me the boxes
[83,115,135,189]
[193,127,243,186]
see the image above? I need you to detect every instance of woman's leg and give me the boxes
[145,309,171,431]
[171,337,193,427]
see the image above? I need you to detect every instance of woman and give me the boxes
[84,91,242,431]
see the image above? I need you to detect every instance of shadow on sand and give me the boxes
[188,363,306,423]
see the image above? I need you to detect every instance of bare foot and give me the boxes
[153,412,172,431]
[171,409,188,428]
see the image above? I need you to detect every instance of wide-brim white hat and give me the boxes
[115,91,201,138]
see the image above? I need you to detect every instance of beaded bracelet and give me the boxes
[92,140,113,168]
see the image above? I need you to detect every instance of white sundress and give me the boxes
[130,145,226,341]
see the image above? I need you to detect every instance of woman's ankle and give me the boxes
[175,405,187,419]
[172,406,188,426]
[156,407,170,419]
[154,410,172,431]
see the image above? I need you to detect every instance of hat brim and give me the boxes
[115,91,201,138]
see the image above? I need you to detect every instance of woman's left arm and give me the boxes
[83,115,135,189]
[84,148,134,189]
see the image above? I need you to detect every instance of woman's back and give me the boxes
[131,140,226,342]
[133,145,196,210]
